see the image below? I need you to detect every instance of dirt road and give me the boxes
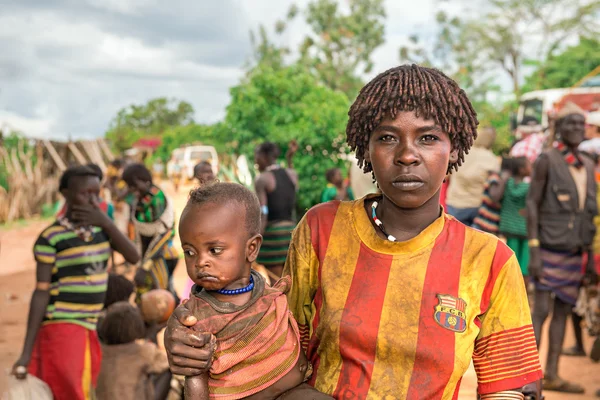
[1,181,599,399]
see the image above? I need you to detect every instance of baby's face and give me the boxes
[179,202,252,292]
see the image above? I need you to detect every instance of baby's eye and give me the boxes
[210,247,224,255]
[183,249,196,257]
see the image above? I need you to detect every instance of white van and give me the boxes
[167,145,219,180]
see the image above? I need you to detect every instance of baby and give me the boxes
[178,182,331,400]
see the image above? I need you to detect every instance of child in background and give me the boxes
[122,163,180,301]
[472,157,513,234]
[12,166,140,400]
[321,168,354,202]
[498,156,532,281]
[178,182,331,399]
[194,161,216,186]
[96,302,169,400]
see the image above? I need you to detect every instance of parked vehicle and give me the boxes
[166,145,219,180]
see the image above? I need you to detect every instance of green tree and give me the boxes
[223,63,350,212]
[251,0,386,99]
[523,36,600,92]
[105,98,195,153]
[401,0,600,97]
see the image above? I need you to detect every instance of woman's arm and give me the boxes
[12,262,52,378]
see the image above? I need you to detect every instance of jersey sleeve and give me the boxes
[473,254,543,394]
[33,231,56,265]
[282,215,319,352]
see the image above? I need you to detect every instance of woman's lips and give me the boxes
[391,181,425,191]
[391,175,424,191]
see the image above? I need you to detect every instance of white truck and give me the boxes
[166,145,219,181]
[514,73,600,139]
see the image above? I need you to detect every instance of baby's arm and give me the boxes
[177,298,216,400]
[185,374,210,400]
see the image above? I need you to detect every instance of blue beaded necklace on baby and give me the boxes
[213,275,254,295]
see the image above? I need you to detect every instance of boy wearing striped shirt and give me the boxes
[12,166,140,400]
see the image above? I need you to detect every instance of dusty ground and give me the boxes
[1,181,599,398]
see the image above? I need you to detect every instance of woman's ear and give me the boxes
[246,234,263,263]
[449,149,459,165]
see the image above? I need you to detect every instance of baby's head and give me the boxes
[98,301,146,345]
[179,182,262,292]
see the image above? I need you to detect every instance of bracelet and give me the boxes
[528,238,540,248]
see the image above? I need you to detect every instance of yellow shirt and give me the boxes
[284,196,542,398]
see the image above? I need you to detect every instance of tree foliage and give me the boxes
[222,63,350,212]
[105,98,195,153]
[401,0,600,97]
[251,0,386,99]
[523,36,600,91]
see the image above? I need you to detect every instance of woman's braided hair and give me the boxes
[346,64,479,173]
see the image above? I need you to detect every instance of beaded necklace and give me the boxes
[58,217,94,242]
[371,201,397,242]
[214,275,254,296]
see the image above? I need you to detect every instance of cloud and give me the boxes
[0,0,440,140]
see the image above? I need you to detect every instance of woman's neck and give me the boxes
[373,192,442,242]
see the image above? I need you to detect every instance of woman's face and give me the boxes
[365,111,457,209]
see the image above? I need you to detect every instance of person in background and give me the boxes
[584,111,600,140]
[527,102,598,393]
[472,157,514,234]
[445,127,500,225]
[57,163,114,220]
[321,167,354,202]
[563,149,600,359]
[193,161,216,186]
[254,141,298,284]
[497,157,532,282]
[121,164,180,302]
[96,302,169,400]
[11,166,140,400]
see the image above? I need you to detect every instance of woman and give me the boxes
[164,65,543,399]
[122,163,179,301]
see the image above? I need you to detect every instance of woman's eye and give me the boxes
[210,247,224,255]
[420,134,439,142]
[378,134,396,142]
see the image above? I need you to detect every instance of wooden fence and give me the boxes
[0,137,114,223]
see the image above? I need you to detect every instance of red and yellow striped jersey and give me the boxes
[283,196,542,399]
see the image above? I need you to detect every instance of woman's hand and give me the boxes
[164,302,216,376]
[72,201,111,229]
[11,354,30,380]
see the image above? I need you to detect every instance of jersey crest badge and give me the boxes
[434,294,467,333]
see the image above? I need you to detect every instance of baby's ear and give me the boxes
[246,234,263,263]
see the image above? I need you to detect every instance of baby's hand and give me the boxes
[164,303,216,376]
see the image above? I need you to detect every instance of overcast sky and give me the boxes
[0,0,452,140]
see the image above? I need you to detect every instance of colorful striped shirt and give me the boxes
[187,272,300,399]
[472,172,502,234]
[284,196,542,399]
[34,221,111,330]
